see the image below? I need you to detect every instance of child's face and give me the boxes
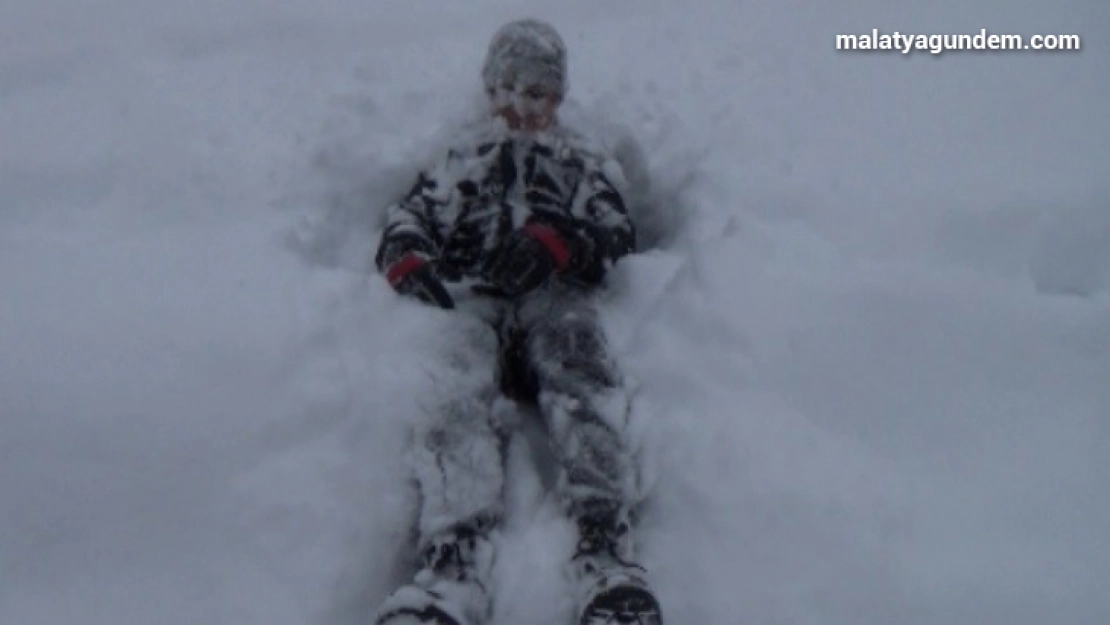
[489,83,562,132]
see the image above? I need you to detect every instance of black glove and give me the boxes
[385,253,455,309]
[483,224,573,298]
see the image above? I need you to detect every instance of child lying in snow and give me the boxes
[372,18,663,625]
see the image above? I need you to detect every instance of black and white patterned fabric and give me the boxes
[375,124,636,288]
[373,122,653,625]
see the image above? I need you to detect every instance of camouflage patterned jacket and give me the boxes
[375,123,635,289]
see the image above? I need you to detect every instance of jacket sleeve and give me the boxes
[537,153,636,285]
[374,153,462,272]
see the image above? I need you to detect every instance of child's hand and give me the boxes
[385,253,455,309]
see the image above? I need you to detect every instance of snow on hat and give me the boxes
[481,19,567,97]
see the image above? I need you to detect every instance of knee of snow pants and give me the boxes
[405,308,508,542]
[515,283,637,515]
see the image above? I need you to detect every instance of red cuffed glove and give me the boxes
[483,223,574,297]
[385,253,455,309]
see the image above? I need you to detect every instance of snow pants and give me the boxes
[406,282,635,544]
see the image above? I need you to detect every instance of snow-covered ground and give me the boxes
[2,1,1108,624]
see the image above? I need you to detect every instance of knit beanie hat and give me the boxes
[481,19,568,98]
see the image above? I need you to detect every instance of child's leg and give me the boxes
[516,284,636,513]
[516,284,662,625]
[378,312,506,625]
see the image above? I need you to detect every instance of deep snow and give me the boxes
[2,1,1108,625]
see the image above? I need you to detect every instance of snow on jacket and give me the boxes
[375,122,636,288]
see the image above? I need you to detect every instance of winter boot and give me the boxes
[570,501,663,625]
[376,522,495,625]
